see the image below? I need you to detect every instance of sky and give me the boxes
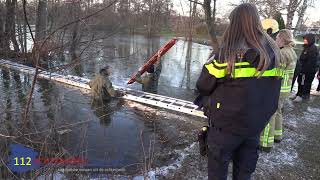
[172,0,320,26]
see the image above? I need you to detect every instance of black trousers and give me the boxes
[207,127,259,180]
[297,72,316,98]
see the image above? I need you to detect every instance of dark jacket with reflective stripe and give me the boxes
[196,47,281,136]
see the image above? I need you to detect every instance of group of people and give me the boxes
[87,3,319,179]
[88,59,162,104]
[195,3,319,180]
[259,19,320,152]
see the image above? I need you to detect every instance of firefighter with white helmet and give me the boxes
[261,18,279,40]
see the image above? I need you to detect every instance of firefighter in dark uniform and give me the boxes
[135,60,162,93]
[195,3,282,180]
[89,66,124,103]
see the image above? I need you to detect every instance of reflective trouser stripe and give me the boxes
[281,86,291,92]
[280,70,294,92]
[274,129,283,136]
[260,123,274,147]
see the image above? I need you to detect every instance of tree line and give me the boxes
[0,0,174,60]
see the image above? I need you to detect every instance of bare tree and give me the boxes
[237,0,285,18]
[0,2,5,51]
[286,0,303,29]
[189,0,219,52]
[35,0,48,41]
[293,0,314,35]
[4,0,20,52]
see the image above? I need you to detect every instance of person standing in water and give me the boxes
[135,60,162,93]
[89,66,124,103]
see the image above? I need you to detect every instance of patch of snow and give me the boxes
[37,172,66,180]
[145,142,197,179]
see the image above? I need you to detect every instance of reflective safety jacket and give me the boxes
[196,48,282,136]
[279,45,297,93]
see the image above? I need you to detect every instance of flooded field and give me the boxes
[0,35,210,179]
[0,34,319,179]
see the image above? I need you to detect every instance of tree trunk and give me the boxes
[4,0,11,51]
[69,2,83,77]
[35,0,48,42]
[293,0,308,36]
[286,11,295,29]
[0,3,5,51]
[3,0,20,53]
[286,0,303,29]
[10,0,19,52]
[203,0,219,53]
[70,21,80,60]
[23,15,27,53]
[17,15,25,53]
[147,0,152,37]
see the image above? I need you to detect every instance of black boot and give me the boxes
[274,139,282,143]
[259,146,272,153]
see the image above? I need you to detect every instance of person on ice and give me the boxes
[89,66,124,103]
[260,29,297,152]
[135,60,162,93]
[195,3,282,180]
[291,34,319,102]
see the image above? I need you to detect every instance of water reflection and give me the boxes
[0,35,213,177]
[13,71,27,107]
[38,79,56,121]
[74,35,211,101]
[91,99,125,127]
[1,68,10,89]
[181,40,193,89]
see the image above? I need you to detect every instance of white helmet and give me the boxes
[261,19,279,34]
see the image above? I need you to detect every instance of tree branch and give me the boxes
[22,0,119,123]
[188,0,204,6]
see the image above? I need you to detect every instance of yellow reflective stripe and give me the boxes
[261,123,270,147]
[274,130,283,136]
[268,137,275,143]
[286,69,295,73]
[213,60,227,67]
[280,69,293,92]
[280,88,291,92]
[205,63,227,78]
[232,68,281,78]
[281,85,291,91]
[260,123,276,147]
[205,60,283,78]
[213,60,250,67]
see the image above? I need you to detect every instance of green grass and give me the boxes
[159,30,176,37]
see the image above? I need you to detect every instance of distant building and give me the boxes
[293,27,320,40]
[306,27,320,35]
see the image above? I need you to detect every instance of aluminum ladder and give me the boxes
[0,59,205,118]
